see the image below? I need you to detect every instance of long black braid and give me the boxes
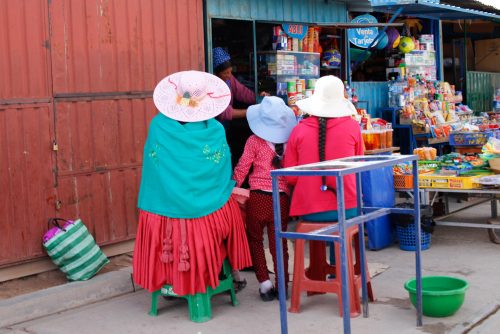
[272,143,284,169]
[318,117,328,189]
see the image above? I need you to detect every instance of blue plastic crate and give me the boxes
[396,224,431,251]
[449,131,493,146]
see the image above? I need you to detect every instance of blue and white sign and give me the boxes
[348,14,378,49]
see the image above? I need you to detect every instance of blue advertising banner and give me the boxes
[282,24,308,40]
[348,14,378,49]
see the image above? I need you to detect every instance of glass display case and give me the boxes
[257,50,320,106]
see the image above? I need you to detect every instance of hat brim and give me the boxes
[153,71,231,122]
[296,95,357,118]
[247,103,297,144]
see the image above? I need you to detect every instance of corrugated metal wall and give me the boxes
[0,0,51,102]
[466,71,500,113]
[206,0,347,22]
[352,81,389,117]
[0,0,205,267]
[50,0,205,94]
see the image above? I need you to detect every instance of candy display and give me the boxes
[389,76,482,139]
[394,150,494,190]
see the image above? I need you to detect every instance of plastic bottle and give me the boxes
[344,81,353,101]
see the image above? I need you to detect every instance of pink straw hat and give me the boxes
[153,70,231,122]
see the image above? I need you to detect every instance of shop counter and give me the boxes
[364,146,400,155]
[271,154,423,334]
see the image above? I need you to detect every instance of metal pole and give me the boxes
[272,175,288,334]
[412,159,423,327]
[356,173,369,317]
[252,20,258,97]
[337,175,351,334]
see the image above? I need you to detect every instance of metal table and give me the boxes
[271,154,423,334]
[422,188,500,244]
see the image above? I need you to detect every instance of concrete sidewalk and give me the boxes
[1,202,500,333]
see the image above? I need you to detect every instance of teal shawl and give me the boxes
[138,114,235,218]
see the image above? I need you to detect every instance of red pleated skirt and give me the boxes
[133,195,252,295]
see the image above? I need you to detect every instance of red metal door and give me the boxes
[0,0,56,266]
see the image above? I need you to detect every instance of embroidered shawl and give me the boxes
[138,114,235,218]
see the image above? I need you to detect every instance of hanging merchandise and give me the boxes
[375,32,389,50]
[399,36,416,54]
[386,27,401,50]
[323,49,342,67]
[322,37,341,68]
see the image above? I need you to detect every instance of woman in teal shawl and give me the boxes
[133,71,251,295]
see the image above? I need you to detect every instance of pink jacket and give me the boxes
[283,116,364,216]
[233,135,290,194]
[218,75,256,121]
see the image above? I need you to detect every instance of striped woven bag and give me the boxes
[43,218,109,281]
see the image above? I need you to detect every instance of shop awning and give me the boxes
[371,0,500,21]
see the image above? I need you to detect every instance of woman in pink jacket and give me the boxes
[283,75,363,222]
[283,75,363,278]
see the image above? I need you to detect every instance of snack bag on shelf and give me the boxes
[413,147,437,160]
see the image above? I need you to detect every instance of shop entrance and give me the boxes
[210,19,348,167]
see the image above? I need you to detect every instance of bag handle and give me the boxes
[47,217,71,232]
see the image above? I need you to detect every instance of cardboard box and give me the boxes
[474,39,500,72]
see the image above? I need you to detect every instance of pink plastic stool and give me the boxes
[289,221,374,317]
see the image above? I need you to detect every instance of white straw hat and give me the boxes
[153,70,231,122]
[296,75,357,118]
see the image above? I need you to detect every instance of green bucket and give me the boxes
[404,276,468,317]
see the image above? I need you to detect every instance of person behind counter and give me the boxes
[283,75,363,279]
[133,70,252,296]
[213,47,269,121]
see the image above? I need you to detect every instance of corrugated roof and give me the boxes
[368,0,500,20]
[441,0,500,15]
[354,1,500,17]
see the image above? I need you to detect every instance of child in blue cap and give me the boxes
[233,96,297,301]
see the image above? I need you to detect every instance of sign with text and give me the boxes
[282,24,308,40]
[348,14,378,49]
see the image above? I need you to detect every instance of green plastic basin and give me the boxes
[404,276,468,317]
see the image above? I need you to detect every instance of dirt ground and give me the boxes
[0,253,133,300]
